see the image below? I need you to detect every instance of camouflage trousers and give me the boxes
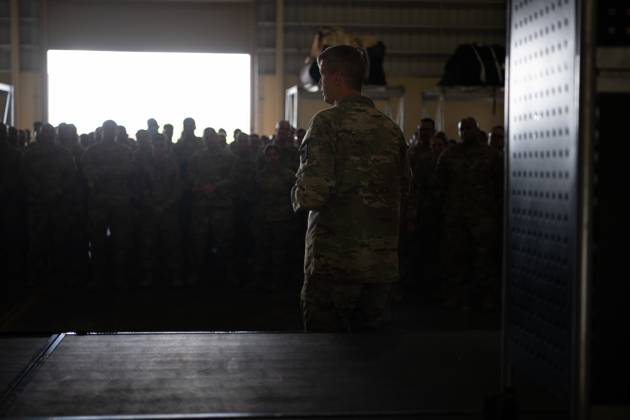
[191,203,234,281]
[440,214,500,306]
[27,204,70,284]
[137,206,181,277]
[252,220,296,288]
[88,202,132,282]
[301,274,393,332]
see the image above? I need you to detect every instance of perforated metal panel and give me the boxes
[505,0,580,400]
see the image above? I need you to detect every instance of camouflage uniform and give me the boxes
[172,134,204,277]
[405,144,440,291]
[21,141,77,284]
[273,140,300,173]
[291,96,409,331]
[231,151,256,282]
[61,141,88,281]
[0,135,23,295]
[133,149,181,284]
[435,141,503,308]
[82,140,134,285]
[253,162,297,290]
[188,144,235,284]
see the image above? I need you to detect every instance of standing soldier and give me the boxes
[21,123,77,286]
[292,45,409,331]
[271,120,299,173]
[135,133,182,288]
[82,120,134,289]
[0,123,23,299]
[162,123,174,151]
[253,144,297,291]
[230,132,256,283]
[436,117,503,311]
[188,128,235,286]
[172,117,204,281]
[57,123,88,282]
[131,129,155,287]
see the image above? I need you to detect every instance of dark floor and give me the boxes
[0,282,500,333]
[2,281,560,419]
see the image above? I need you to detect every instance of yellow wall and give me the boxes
[256,74,505,140]
[13,70,504,139]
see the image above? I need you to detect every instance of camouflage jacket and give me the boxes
[231,153,256,206]
[436,141,503,219]
[150,155,181,211]
[254,164,295,223]
[173,135,204,188]
[82,140,133,205]
[291,95,410,283]
[189,146,234,209]
[21,141,77,206]
[0,140,22,202]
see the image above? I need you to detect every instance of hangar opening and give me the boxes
[47,50,251,137]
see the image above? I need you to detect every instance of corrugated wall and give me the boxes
[257,0,506,78]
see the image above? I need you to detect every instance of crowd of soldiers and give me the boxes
[0,118,305,295]
[0,114,504,312]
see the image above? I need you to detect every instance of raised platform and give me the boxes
[0,332,505,418]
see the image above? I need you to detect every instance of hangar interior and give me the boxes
[1,0,629,419]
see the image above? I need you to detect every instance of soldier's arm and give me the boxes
[291,114,335,212]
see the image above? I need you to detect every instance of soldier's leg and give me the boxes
[26,206,49,286]
[87,204,109,286]
[159,208,182,287]
[440,216,471,307]
[110,205,133,288]
[270,221,292,290]
[137,208,156,287]
[301,274,361,332]
[468,217,501,310]
[252,222,273,289]
[211,208,236,286]
[190,203,211,285]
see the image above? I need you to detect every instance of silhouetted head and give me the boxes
[39,123,56,144]
[317,45,366,104]
[458,117,479,144]
[489,125,505,152]
[58,123,73,146]
[217,129,227,147]
[263,144,281,167]
[430,132,448,157]
[234,132,250,156]
[275,120,292,145]
[417,118,436,145]
[163,124,174,142]
[136,129,151,151]
[233,128,242,142]
[102,120,117,142]
[147,118,159,133]
[183,118,196,135]
[203,127,219,149]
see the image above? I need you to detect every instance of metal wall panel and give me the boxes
[259,0,507,76]
[505,0,579,402]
